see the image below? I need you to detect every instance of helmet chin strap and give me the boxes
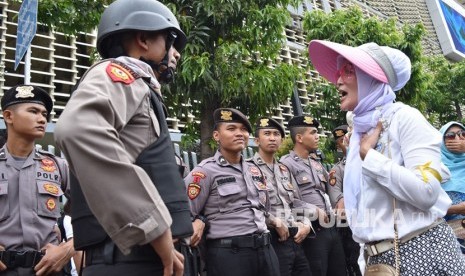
[140,30,177,84]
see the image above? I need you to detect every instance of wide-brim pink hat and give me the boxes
[308,40,410,91]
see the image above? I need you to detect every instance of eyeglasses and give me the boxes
[444,130,465,140]
[335,63,355,82]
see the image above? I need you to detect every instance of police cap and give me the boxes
[1,85,53,116]
[332,125,348,140]
[287,115,320,129]
[213,108,252,133]
[255,117,285,138]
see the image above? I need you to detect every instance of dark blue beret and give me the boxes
[213,108,252,133]
[288,115,320,129]
[332,125,348,140]
[255,117,285,137]
[1,85,53,116]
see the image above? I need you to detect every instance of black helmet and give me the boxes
[97,0,187,59]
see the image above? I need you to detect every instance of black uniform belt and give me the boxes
[207,233,271,248]
[85,239,160,266]
[0,250,44,269]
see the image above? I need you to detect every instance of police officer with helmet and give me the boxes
[55,0,192,275]
[0,85,73,275]
[184,108,280,276]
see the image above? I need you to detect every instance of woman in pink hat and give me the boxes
[309,40,465,275]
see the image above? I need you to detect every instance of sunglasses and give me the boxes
[335,63,355,82]
[444,130,465,140]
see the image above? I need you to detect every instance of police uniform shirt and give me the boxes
[0,147,69,251]
[280,151,331,214]
[185,151,269,240]
[250,153,301,226]
[55,56,171,254]
[327,159,345,208]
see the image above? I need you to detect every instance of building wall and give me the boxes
[0,0,445,133]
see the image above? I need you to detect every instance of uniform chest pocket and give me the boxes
[295,172,315,188]
[37,181,63,219]
[0,182,9,222]
[317,174,327,184]
[217,183,243,212]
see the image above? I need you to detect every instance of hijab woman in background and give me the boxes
[440,121,465,253]
[308,40,465,275]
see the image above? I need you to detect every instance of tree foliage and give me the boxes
[424,56,465,126]
[34,0,111,35]
[165,0,305,159]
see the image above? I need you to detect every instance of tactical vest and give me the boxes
[71,62,193,250]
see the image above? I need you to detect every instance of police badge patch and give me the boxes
[106,62,135,84]
[187,183,201,200]
[329,170,337,186]
[46,198,56,211]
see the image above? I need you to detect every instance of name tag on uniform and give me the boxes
[217,177,236,186]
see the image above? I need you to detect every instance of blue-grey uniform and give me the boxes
[185,108,279,276]
[249,152,311,276]
[327,159,345,209]
[328,158,362,276]
[281,151,346,276]
[0,147,69,270]
[280,115,346,276]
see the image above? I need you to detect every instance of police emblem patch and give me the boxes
[192,172,206,179]
[329,170,337,186]
[258,182,267,190]
[329,178,336,186]
[41,165,56,172]
[43,183,59,195]
[41,158,54,166]
[15,86,35,99]
[106,63,135,84]
[259,118,269,127]
[187,183,201,200]
[41,158,56,172]
[249,166,261,176]
[46,198,56,211]
[303,116,314,125]
[220,110,233,121]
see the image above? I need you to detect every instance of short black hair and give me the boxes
[289,126,308,144]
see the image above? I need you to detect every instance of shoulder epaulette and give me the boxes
[198,156,215,167]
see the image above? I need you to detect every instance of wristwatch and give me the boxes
[193,215,207,224]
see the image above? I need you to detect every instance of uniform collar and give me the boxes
[214,150,243,167]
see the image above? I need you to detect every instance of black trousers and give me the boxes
[303,222,346,276]
[337,226,362,276]
[269,230,311,276]
[83,240,163,276]
[206,238,279,276]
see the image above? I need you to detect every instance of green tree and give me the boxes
[165,0,304,159]
[425,56,465,126]
[35,0,111,35]
[301,7,431,159]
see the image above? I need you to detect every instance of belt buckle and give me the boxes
[9,251,27,268]
[367,244,378,256]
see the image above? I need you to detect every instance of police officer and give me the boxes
[327,125,362,276]
[0,85,73,275]
[184,108,279,276]
[250,117,312,276]
[54,0,192,275]
[280,116,346,276]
